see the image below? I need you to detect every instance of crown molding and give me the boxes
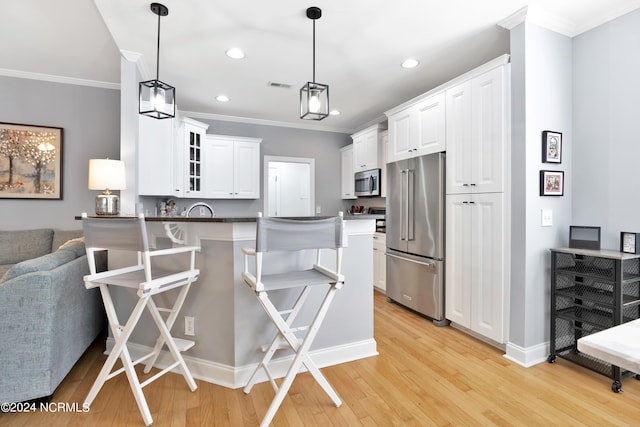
[0,68,119,90]
[498,5,577,37]
[181,110,355,134]
[574,1,640,35]
[120,49,151,81]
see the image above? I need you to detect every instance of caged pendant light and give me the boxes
[300,6,329,120]
[139,3,175,119]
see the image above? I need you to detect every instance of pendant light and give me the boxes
[300,6,329,120]
[139,3,175,119]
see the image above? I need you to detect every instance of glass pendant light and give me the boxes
[300,6,329,120]
[139,3,175,119]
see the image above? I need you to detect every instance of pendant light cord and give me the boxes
[312,18,316,84]
[156,11,161,81]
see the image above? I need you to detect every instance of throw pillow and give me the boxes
[0,229,54,265]
[0,250,76,282]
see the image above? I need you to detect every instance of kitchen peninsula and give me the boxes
[99,214,379,389]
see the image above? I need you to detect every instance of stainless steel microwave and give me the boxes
[354,168,381,197]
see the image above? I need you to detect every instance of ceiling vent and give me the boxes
[268,81,293,89]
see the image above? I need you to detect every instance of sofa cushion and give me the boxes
[0,250,76,282]
[0,229,54,265]
[52,229,83,252]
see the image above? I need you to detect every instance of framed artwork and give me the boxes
[0,122,63,199]
[542,130,562,163]
[540,170,564,196]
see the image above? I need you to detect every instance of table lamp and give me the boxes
[88,159,126,215]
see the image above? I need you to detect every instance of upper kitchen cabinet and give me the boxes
[138,115,176,196]
[204,135,261,199]
[178,117,210,198]
[340,145,356,200]
[446,64,508,195]
[351,124,386,172]
[385,91,446,163]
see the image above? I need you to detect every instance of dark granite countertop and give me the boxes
[77,214,383,223]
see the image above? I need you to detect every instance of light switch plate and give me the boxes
[541,209,553,227]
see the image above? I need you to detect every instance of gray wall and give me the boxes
[509,23,573,350]
[573,9,640,247]
[0,76,120,230]
[140,118,352,217]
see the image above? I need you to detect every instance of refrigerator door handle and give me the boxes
[407,169,414,241]
[386,252,437,269]
[401,169,407,240]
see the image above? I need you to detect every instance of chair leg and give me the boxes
[243,286,313,394]
[144,283,192,373]
[253,284,342,427]
[84,287,154,426]
[146,297,198,392]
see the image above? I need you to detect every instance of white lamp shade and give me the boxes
[88,159,126,191]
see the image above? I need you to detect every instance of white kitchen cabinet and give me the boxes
[176,117,209,198]
[203,135,261,199]
[386,91,446,163]
[373,232,386,293]
[445,192,506,343]
[138,115,175,196]
[340,145,356,199]
[352,125,384,172]
[446,65,507,195]
[380,130,388,198]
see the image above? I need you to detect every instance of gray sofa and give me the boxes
[0,228,106,403]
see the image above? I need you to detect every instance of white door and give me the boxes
[470,192,505,342]
[387,109,412,162]
[204,138,234,198]
[233,141,260,199]
[471,66,506,193]
[445,80,472,195]
[415,92,446,155]
[445,194,472,327]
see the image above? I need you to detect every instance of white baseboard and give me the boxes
[504,341,549,367]
[105,337,378,389]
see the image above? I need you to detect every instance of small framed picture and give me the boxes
[542,130,562,163]
[540,170,564,196]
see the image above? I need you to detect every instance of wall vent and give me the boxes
[267,81,293,89]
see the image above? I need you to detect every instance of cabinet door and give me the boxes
[387,109,412,162]
[445,81,472,195]
[373,233,386,292]
[445,194,472,327]
[341,145,356,199]
[353,129,378,171]
[138,115,174,196]
[233,141,260,199]
[469,192,505,342]
[380,130,388,197]
[184,123,204,198]
[204,138,234,198]
[415,92,446,156]
[471,66,506,193]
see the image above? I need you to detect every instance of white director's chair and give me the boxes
[241,212,345,427]
[81,213,200,426]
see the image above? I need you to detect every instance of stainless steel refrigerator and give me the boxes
[385,152,448,325]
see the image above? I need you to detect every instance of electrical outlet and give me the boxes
[316,205,321,214]
[184,316,195,336]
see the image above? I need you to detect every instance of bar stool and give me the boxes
[81,213,200,426]
[241,212,345,427]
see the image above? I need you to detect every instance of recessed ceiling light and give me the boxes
[226,48,245,59]
[216,95,229,102]
[401,58,419,69]
[329,110,340,116]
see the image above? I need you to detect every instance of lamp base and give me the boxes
[96,194,120,216]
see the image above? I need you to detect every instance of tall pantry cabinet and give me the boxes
[444,59,510,344]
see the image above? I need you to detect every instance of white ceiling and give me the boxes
[2,0,640,133]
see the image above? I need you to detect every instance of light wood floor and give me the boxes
[3,291,640,426]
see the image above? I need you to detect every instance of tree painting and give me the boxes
[0,123,62,199]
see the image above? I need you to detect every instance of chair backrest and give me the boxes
[255,215,343,253]
[82,214,149,253]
